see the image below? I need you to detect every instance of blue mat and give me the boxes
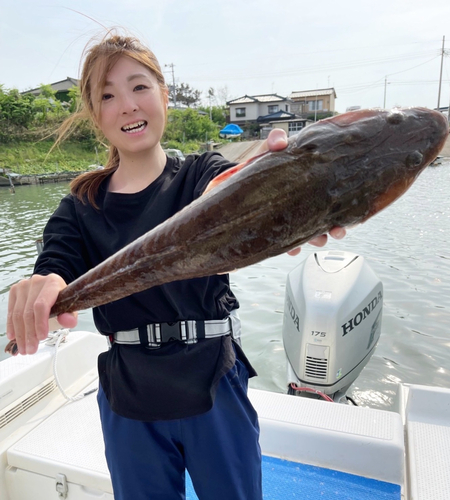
[186,455,401,499]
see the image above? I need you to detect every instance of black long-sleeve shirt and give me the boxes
[34,152,256,421]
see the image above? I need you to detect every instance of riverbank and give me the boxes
[0,139,106,176]
[1,131,448,187]
[0,168,99,188]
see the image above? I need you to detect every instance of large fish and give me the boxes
[5,107,449,354]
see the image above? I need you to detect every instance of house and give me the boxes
[256,109,311,138]
[289,88,337,117]
[259,117,312,139]
[22,77,79,103]
[227,94,292,131]
[227,90,337,138]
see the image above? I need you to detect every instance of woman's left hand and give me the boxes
[262,129,347,257]
[260,127,289,154]
[287,227,347,256]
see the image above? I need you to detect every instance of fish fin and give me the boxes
[5,339,18,356]
[203,151,269,195]
[203,163,247,195]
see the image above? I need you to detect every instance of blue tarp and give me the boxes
[219,123,243,136]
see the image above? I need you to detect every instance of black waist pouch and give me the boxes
[97,335,235,421]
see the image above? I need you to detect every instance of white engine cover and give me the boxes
[283,250,383,396]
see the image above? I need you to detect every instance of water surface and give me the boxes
[1,163,449,411]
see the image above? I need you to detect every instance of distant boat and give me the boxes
[219,123,243,139]
[429,155,443,166]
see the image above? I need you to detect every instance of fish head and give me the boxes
[287,107,449,220]
[289,107,448,168]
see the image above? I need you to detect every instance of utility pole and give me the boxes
[165,63,176,109]
[314,85,318,122]
[437,36,445,110]
[383,76,391,109]
[208,88,214,121]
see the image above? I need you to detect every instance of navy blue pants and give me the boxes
[97,357,262,500]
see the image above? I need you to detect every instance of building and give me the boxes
[289,88,337,117]
[227,94,292,128]
[255,109,311,138]
[227,89,337,138]
[260,117,311,139]
[22,77,79,103]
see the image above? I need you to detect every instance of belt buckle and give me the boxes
[159,322,185,343]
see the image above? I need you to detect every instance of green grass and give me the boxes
[0,140,108,175]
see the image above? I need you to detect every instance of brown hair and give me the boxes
[58,31,167,207]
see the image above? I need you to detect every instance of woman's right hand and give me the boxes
[6,274,78,356]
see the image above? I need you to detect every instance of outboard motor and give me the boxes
[283,250,383,403]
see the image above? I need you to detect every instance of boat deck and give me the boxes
[5,382,404,500]
[187,456,401,499]
[2,332,450,500]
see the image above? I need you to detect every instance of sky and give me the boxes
[1,0,450,114]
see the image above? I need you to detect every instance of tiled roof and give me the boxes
[50,78,79,92]
[290,88,336,99]
[23,77,79,95]
[228,94,288,105]
[257,110,296,122]
[227,96,257,104]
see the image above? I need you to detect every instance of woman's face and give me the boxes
[93,56,167,158]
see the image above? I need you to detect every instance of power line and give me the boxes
[182,51,439,83]
[337,55,447,94]
[176,38,445,71]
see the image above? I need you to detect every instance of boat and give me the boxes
[219,123,244,139]
[429,155,443,166]
[1,250,449,499]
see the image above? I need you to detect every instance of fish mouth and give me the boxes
[121,121,147,133]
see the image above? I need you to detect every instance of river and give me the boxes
[1,162,449,411]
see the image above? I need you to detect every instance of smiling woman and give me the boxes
[94,57,168,192]
[53,34,171,202]
[5,31,267,500]
[5,30,343,500]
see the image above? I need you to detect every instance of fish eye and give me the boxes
[405,151,423,168]
[387,110,405,125]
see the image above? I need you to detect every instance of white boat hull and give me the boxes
[1,331,449,499]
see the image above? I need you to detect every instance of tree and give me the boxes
[198,105,228,128]
[163,108,219,144]
[174,83,202,108]
[33,84,65,122]
[67,85,81,113]
[39,84,57,99]
[0,87,36,129]
[216,86,230,106]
